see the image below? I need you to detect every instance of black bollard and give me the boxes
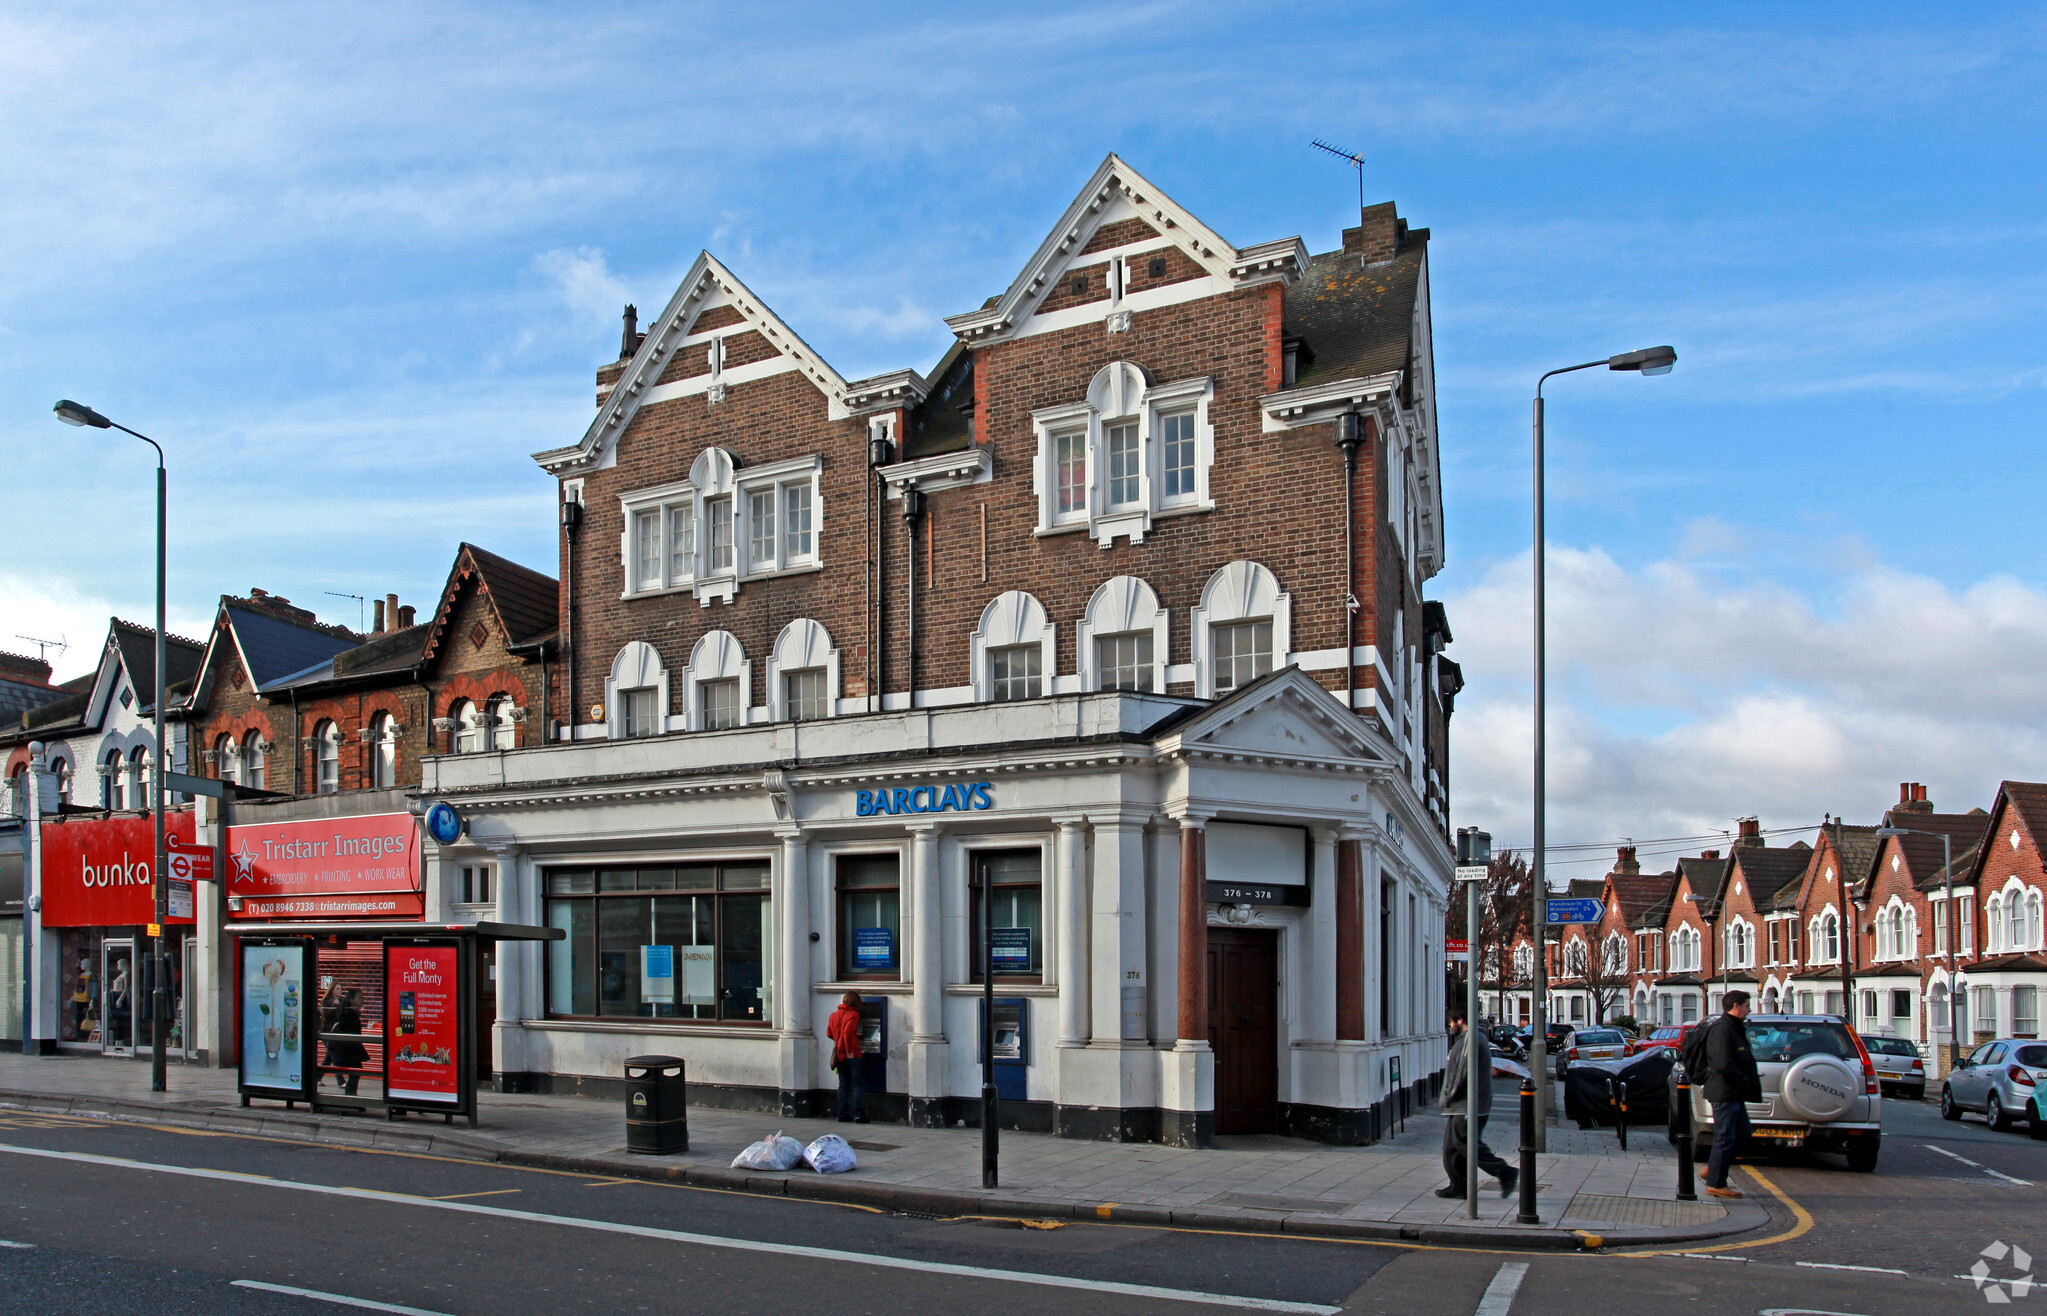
[1617,1080,1629,1152]
[1517,1076,1540,1224]
[1675,1078,1697,1201]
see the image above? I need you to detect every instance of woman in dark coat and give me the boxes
[328,989,370,1096]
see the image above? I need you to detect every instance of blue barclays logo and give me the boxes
[856,782,994,817]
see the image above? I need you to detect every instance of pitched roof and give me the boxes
[417,544,559,669]
[1870,811,1990,893]
[1677,855,1733,916]
[0,673,62,723]
[1618,871,1679,928]
[221,601,361,691]
[1567,877,1606,901]
[1283,236,1427,390]
[1727,846,1812,910]
[16,675,92,733]
[109,619,205,712]
[1994,781,2047,855]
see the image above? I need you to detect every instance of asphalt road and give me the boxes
[0,1094,2037,1315]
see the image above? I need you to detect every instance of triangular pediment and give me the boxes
[1157,667,1391,766]
[535,253,862,476]
[944,153,1306,346]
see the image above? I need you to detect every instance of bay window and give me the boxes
[545,863,770,1023]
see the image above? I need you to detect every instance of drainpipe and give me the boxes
[869,423,894,711]
[561,496,583,740]
[1333,412,1368,714]
[900,485,924,705]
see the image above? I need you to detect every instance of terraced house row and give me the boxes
[2,156,1462,1147]
[1480,783,2047,1074]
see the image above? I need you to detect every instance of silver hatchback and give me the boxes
[1941,1038,2047,1132]
[1864,1035,1927,1100]
[1672,1014,1883,1171]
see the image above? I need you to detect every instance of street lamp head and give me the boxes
[53,399,113,428]
[1607,346,1677,376]
[1873,827,1912,838]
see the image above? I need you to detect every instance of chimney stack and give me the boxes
[372,599,386,633]
[1341,202,1403,265]
[397,605,416,628]
[1737,818,1762,847]
[1701,849,1721,860]
[0,652,52,686]
[1896,782,1934,814]
[386,594,401,633]
[1614,845,1640,876]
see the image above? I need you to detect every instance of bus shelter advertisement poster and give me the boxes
[241,944,307,1091]
[385,945,458,1103]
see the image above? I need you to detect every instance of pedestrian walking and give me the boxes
[828,992,868,1124]
[1696,989,1760,1199]
[328,989,369,1097]
[318,977,342,1088]
[1436,1005,1518,1199]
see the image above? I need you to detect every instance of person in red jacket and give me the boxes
[828,992,868,1124]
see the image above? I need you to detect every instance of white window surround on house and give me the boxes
[1725,918,1754,969]
[1075,575,1168,694]
[1190,560,1291,699]
[972,591,1057,703]
[618,446,823,606]
[683,630,753,730]
[605,640,672,740]
[1988,878,2045,952]
[1030,361,1214,547]
[766,618,840,721]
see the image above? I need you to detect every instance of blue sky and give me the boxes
[7,3,2046,856]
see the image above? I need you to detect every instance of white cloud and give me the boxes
[534,247,631,328]
[1448,542,2047,869]
[0,574,214,686]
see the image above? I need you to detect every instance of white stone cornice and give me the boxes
[1259,374,1403,434]
[879,445,993,499]
[843,369,931,415]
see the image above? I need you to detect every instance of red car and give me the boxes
[1630,1025,1685,1057]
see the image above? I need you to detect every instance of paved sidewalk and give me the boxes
[0,1052,1766,1249]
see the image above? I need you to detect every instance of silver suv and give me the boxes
[1670,1014,1883,1172]
[1941,1039,2047,1133]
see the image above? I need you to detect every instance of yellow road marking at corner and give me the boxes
[582,1179,637,1187]
[1096,1201,1119,1218]
[1624,1165,1812,1257]
[429,1188,523,1200]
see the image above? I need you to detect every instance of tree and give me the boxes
[1580,929,1630,1025]
[1451,850,1532,1023]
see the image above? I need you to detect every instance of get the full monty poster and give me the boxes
[240,943,307,1092]
[384,944,459,1103]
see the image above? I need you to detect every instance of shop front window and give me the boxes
[836,854,900,980]
[544,863,771,1023]
[969,849,1043,980]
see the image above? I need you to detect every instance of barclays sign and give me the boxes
[856,781,994,817]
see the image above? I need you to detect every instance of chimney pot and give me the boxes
[386,594,400,633]
[621,304,639,360]
[1900,782,1912,805]
[372,599,386,633]
[397,605,416,628]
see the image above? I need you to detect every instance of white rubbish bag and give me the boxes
[730,1130,805,1171]
[803,1133,858,1174]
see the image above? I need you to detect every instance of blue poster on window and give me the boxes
[852,927,894,971]
[990,927,1032,973]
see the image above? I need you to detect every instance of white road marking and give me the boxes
[1473,1261,1528,1316]
[1758,1309,1872,1315]
[1923,1143,2032,1185]
[231,1281,452,1315]
[0,1144,1339,1315]
[1795,1262,1906,1275]
[0,1241,33,1249]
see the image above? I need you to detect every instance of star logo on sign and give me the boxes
[230,843,258,882]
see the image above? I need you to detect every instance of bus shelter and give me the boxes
[232,921,560,1128]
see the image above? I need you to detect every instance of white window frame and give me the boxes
[766,618,841,722]
[1029,361,1215,547]
[971,591,1056,704]
[370,713,398,788]
[1076,575,1168,694]
[314,723,340,795]
[1190,560,1291,699]
[617,446,822,606]
[605,640,671,740]
[683,629,752,731]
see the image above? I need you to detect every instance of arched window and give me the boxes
[1513,944,1533,982]
[607,640,671,739]
[1603,933,1627,976]
[1763,987,1780,1012]
[101,749,122,808]
[131,747,151,811]
[1078,576,1167,693]
[2026,890,2043,951]
[768,619,837,722]
[972,591,1052,703]
[1986,894,2004,953]
[50,756,72,805]
[487,697,516,751]
[5,766,23,818]
[684,631,750,730]
[369,712,398,789]
[1823,911,1840,962]
[452,700,484,754]
[313,721,341,793]
[1193,561,1289,696]
[215,733,239,786]
[1930,981,1950,1031]
[243,731,267,791]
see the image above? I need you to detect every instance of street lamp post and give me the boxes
[1875,825,1961,1077]
[54,400,172,1093]
[1527,346,1674,1174]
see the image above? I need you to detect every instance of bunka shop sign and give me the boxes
[855,781,995,817]
[38,813,201,928]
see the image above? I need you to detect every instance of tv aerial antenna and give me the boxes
[1310,138,1365,212]
[14,633,67,664]
[325,591,366,634]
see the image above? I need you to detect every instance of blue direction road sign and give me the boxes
[1545,898,1604,925]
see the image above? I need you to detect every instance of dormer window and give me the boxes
[618,446,820,605]
[1031,361,1215,546]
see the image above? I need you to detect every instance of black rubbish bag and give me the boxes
[1563,1050,1675,1128]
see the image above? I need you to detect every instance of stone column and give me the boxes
[1053,815,1089,1047]
[1160,811,1213,1147]
[1336,833,1366,1041]
[905,822,949,1125]
[774,824,814,1114]
[481,842,526,1085]
[1090,811,1148,1042]
[1308,828,1338,1046]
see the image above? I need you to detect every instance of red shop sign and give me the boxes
[38,813,201,928]
[225,812,422,921]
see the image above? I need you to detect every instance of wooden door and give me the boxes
[1207,928,1279,1134]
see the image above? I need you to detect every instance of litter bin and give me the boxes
[624,1055,689,1154]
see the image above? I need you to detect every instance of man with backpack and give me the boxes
[1683,990,1761,1199]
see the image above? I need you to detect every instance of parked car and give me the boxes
[1632,1026,1684,1058]
[1941,1039,2047,1132]
[1862,1035,1927,1100]
[1669,1013,1882,1172]
[1556,1027,1629,1079]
